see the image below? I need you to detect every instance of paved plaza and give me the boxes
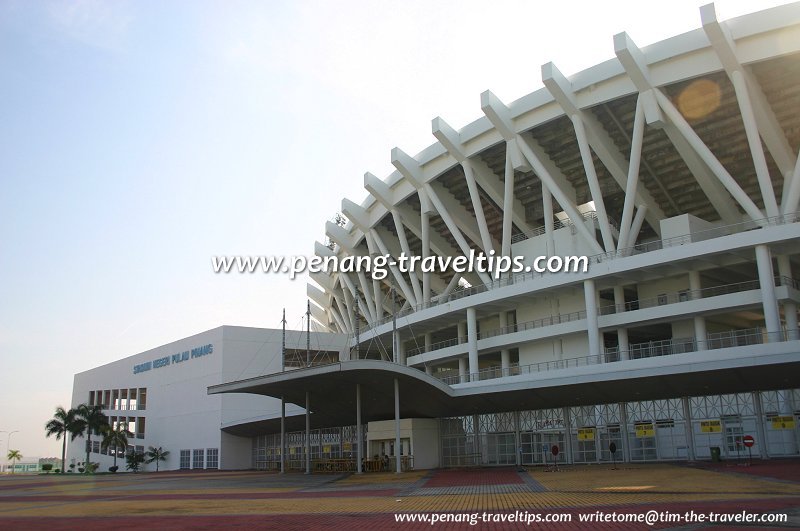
[0,461,798,529]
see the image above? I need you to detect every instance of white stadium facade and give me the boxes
[71,3,800,472]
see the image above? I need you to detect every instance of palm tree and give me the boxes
[45,406,83,473]
[144,446,170,472]
[101,424,132,469]
[74,404,109,472]
[7,450,22,474]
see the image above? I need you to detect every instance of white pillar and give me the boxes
[756,245,781,340]
[502,145,515,257]
[458,357,468,384]
[682,397,696,461]
[394,378,402,473]
[457,321,466,344]
[689,271,707,350]
[777,256,799,340]
[425,364,433,376]
[613,286,629,361]
[499,311,511,375]
[584,280,600,358]
[753,391,769,460]
[424,333,432,353]
[467,307,479,380]
[356,384,362,474]
[421,211,431,303]
[619,403,630,463]
[399,341,407,365]
[563,407,573,464]
[305,391,311,474]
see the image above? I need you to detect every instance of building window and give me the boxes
[88,391,95,406]
[192,449,205,469]
[179,450,190,469]
[137,417,146,439]
[129,388,137,410]
[120,389,128,411]
[657,293,668,305]
[92,440,100,454]
[138,388,147,411]
[206,448,219,469]
[112,389,120,410]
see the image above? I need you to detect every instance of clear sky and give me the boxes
[0,0,787,459]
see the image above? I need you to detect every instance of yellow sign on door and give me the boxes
[700,420,722,433]
[771,416,796,430]
[635,422,655,438]
[577,428,595,441]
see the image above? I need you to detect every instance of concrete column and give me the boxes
[682,397,696,461]
[425,364,433,376]
[613,286,629,361]
[689,271,707,350]
[499,311,511,375]
[777,256,799,340]
[514,410,521,466]
[280,397,286,474]
[753,391,769,460]
[305,392,311,474]
[467,307,479,380]
[619,403,630,463]
[457,321,466,343]
[399,341,407,365]
[421,211,431,303]
[356,384,363,474]
[563,407,573,464]
[424,333,432,353]
[584,279,601,359]
[394,378,402,473]
[756,245,781,340]
[458,357,468,384]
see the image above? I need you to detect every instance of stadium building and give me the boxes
[71,3,800,471]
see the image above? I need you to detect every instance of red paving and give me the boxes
[423,467,524,488]
[0,497,797,530]
[691,458,800,482]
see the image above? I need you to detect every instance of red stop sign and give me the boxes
[742,435,755,448]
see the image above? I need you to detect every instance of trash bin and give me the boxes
[710,446,721,462]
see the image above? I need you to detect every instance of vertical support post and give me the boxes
[563,407,573,465]
[458,357,468,384]
[394,378,402,473]
[306,301,311,367]
[501,144,515,258]
[777,256,799,340]
[356,384,363,474]
[354,292,361,358]
[499,311,511,375]
[281,309,286,372]
[457,321,466,344]
[424,333,432,353]
[689,271,707,350]
[542,183,555,254]
[392,283,398,363]
[514,410,521,466]
[613,286,629,360]
[619,402,631,463]
[682,397,696,461]
[584,280,600,358]
[753,391,769,460]
[756,245,781,340]
[421,211,431,303]
[305,391,311,474]
[467,307,479,380]
[280,397,286,474]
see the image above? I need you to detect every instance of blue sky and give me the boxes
[0,0,784,458]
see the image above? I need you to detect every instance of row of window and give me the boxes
[179,448,218,469]
[88,440,144,457]
[88,388,147,411]
[109,416,146,439]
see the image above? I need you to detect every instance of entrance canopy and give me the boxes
[208,349,800,437]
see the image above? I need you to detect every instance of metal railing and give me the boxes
[409,276,796,356]
[436,327,800,386]
[358,211,800,334]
